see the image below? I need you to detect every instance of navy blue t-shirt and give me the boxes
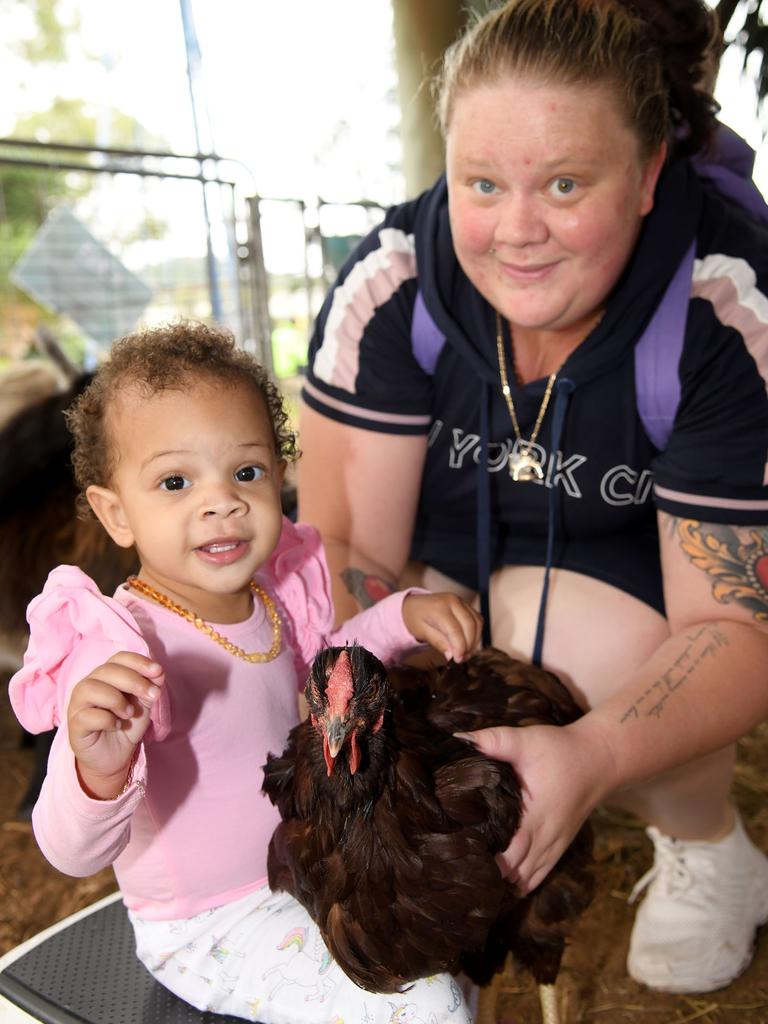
[303,159,768,613]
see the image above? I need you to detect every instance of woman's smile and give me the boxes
[497,258,562,282]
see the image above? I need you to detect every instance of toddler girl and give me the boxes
[9,321,480,1024]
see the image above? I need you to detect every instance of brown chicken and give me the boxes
[262,644,594,1007]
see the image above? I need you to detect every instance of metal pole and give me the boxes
[246,196,275,373]
[178,0,223,321]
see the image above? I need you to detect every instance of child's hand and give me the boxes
[67,652,164,799]
[402,592,483,662]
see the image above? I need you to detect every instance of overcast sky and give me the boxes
[0,0,403,205]
[0,0,765,204]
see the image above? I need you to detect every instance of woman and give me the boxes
[298,0,768,996]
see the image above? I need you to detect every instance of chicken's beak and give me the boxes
[325,716,352,759]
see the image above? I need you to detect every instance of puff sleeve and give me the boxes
[263,518,425,683]
[9,564,169,740]
[8,566,170,877]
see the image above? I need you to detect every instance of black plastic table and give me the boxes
[0,893,262,1024]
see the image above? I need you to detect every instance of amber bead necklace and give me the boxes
[126,576,281,663]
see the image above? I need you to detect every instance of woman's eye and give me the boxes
[472,179,498,196]
[160,474,190,492]
[551,177,577,197]
[235,465,265,483]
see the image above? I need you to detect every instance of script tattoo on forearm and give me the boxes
[619,519,768,725]
[340,568,396,609]
[619,624,730,723]
[676,519,768,624]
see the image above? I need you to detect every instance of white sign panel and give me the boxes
[11,206,152,346]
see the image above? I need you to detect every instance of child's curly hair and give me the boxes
[65,320,299,519]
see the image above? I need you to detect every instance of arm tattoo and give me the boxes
[340,567,396,609]
[619,519,768,725]
[676,520,768,624]
[619,624,730,724]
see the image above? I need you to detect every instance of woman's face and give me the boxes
[446,75,666,341]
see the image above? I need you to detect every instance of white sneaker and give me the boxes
[627,813,768,993]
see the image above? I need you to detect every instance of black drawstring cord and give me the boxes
[477,380,492,646]
[531,377,575,667]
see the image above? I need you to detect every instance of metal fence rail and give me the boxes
[0,137,387,383]
[0,137,270,369]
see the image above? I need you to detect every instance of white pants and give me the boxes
[130,884,474,1024]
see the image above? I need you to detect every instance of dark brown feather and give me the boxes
[262,645,594,993]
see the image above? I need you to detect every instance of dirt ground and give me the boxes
[2,671,768,1024]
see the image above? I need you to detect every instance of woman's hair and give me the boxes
[434,0,720,157]
[66,320,299,518]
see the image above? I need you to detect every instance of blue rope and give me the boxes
[531,377,575,666]
[477,381,492,646]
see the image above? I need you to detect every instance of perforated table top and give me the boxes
[0,896,260,1024]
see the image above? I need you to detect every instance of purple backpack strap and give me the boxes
[634,240,696,450]
[411,288,447,374]
[692,124,768,226]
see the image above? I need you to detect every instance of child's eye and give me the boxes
[160,474,190,492]
[551,177,577,197]
[472,179,498,196]
[235,465,265,483]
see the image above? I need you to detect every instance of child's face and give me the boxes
[88,378,286,621]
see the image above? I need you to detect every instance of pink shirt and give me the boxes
[9,519,422,920]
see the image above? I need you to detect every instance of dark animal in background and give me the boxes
[0,372,139,816]
[0,372,139,643]
[263,644,594,1022]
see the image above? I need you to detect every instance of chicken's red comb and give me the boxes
[327,648,354,718]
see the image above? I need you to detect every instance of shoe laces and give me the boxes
[629,828,699,905]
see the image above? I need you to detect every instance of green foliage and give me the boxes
[12,97,167,152]
[2,0,80,64]
[0,165,70,226]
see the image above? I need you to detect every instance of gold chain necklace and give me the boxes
[126,576,282,662]
[495,311,559,482]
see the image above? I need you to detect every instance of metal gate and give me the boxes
[0,137,273,370]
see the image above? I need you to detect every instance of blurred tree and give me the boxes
[12,97,166,152]
[5,0,77,62]
[1,0,167,226]
[716,0,768,109]
[0,0,169,354]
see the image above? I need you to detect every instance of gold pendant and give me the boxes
[508,448,544,482]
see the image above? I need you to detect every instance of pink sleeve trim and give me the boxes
[9,565,170,740]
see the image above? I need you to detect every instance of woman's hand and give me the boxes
[461,717,615,892]
[402,592,483,662]
[67,652,164,799]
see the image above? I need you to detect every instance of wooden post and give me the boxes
[391,0,465,197]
